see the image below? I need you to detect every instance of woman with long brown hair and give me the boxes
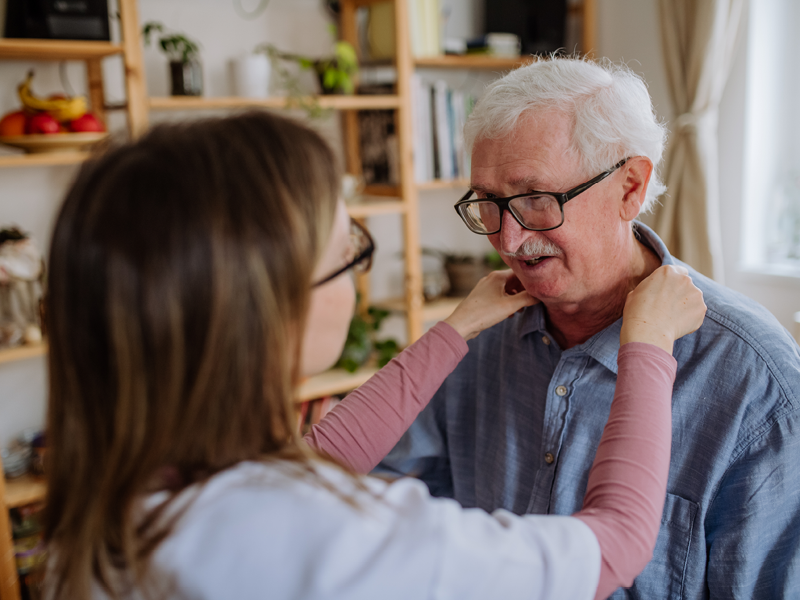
[43,111,704,599]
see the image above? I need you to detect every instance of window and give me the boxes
[742,0,800,274]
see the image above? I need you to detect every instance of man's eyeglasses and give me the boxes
[313,218,375,287]
[454,158,629,235]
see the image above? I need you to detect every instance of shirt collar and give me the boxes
[517,222,674,374]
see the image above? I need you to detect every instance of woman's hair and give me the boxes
[464,56,668,213]
[43,111,340,598]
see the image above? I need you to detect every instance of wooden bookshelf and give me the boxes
[296,365,379,402]
[3,475,46,510]
[417,178,470,191]
[0,152,90,169]
[0,39,124,60]
[0,344,46,365]
[375,295,465,323]
[346,196,406,218]
[414,55,533,70]
[149,95,402,112]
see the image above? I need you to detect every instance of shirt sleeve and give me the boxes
[574,342,677,600]
[304,321,468,474]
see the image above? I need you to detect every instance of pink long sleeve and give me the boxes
[575,342,677,600]
[304,321,468,473]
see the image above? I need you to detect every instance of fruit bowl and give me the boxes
[0,132,108,154]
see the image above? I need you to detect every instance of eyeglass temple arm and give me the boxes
[564,158,629,201]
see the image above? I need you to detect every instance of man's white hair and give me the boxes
[464,56,668,213]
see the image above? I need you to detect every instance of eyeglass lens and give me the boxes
[348,221,373,273]
[459,194,563,233]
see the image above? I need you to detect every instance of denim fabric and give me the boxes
[377,223,800,599]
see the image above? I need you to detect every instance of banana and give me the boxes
[18,71,87,122]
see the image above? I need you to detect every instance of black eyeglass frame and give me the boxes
[313,218,375,287]
[454,158,629,235]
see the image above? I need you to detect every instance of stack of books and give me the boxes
[411,74,475,184]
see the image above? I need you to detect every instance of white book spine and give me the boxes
[434,80,454,181]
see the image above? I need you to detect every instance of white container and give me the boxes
[485,33,521,58]
[230,54,271,99]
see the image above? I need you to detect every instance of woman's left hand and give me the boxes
[444,270,537,341]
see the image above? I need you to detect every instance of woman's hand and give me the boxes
[620,265,707,354]
[444,270,537,341]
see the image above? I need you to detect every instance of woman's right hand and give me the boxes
[620,265,707,355]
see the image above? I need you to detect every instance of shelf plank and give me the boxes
[0,39,124,60]
[0,343,47,365]
[0,151,90,168]
[346,196,406,218]
[417,178,470,191]
[414,55,533,70]
[4,474,46,509]
[149,95,402,112]
[296,366,379,403]
[374,296,466,323]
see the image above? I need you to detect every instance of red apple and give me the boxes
[0,110,27,136]
[69,113,105,133]
[26,113,60,134]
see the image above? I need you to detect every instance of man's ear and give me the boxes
[618,156,653,222]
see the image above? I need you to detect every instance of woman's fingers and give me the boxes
[620,265,707,353]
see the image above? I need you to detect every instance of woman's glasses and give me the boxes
[313,219,375,287]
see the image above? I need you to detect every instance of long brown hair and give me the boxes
[43,111,340,598]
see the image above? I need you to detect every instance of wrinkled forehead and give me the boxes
[470,109,584,192]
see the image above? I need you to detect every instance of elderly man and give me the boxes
[379,58,800,598]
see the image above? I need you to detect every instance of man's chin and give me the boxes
[513,259,565,299]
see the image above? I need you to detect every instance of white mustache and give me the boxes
[502,238,563,258]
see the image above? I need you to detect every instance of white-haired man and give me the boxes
[378,58,800,598]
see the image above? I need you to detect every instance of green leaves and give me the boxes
[142,21,201,63]
[335,306,399,373]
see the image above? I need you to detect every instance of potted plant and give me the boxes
[142,21,203,97]
[423,249,495,297]
[336,305,399,373]
[256,38,358,96]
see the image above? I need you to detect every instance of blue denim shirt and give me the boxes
[378,223,800,598]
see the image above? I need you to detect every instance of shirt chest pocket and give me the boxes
[612,493,700,599]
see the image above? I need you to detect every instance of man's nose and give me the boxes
[498,209,530,255]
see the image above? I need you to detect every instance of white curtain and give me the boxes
[654,0,744,282]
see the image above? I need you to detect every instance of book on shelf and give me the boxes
[410,74,474,184]
[408,0,441,57]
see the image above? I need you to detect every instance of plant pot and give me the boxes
[444,261,489,297]
[170,59,203,96]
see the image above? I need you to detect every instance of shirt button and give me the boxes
[542,336,551,346]
[555,385,567,396]
[544,452,555,464]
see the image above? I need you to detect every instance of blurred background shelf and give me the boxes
[3,475,46,510]
[0,151,91,168]
[0,39,123,60]
[297,366,379,403]
[346,196,406,218]
[0,344,47,365]
[416,179,470,191]
[414,55,532,69]
[375,296,465,322]
[148,95,402,111]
